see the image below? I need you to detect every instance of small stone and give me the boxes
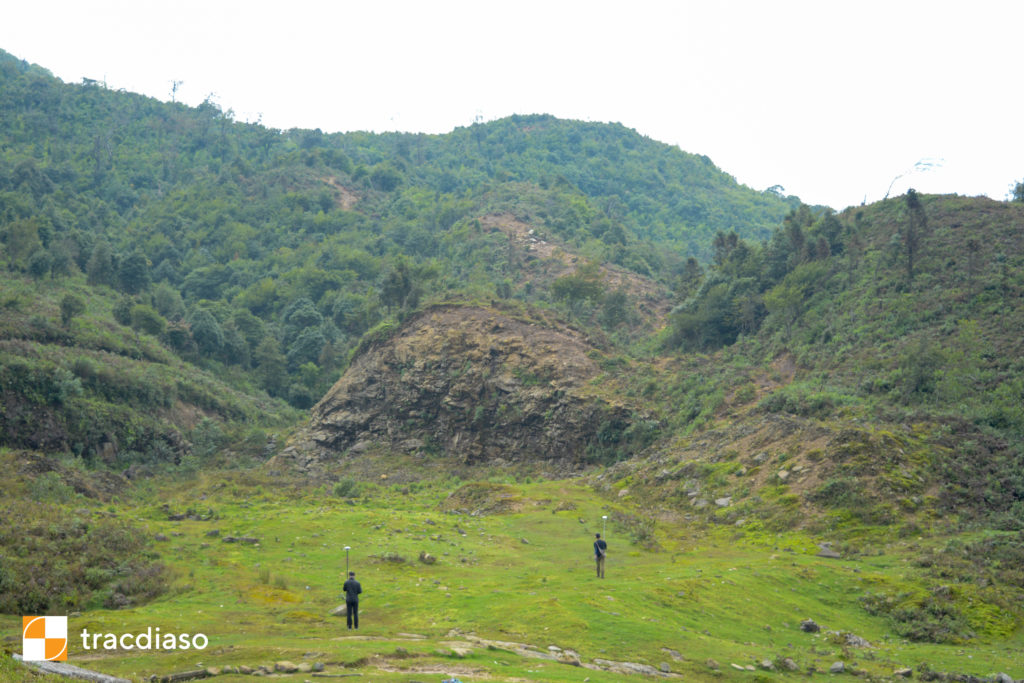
[154,533,169,542]
[830,661,845,674]
[312,662,324,672]
[715,497,732,507]
[995,675,1013,683]
[659,662,671,673]
[706,659,720,670]
[274,661,299,673]
[731,663,745,670]
[238,666,253,675]
[329,604,348,616]
[894,668,913,678]
[778,469,790,481]
[817,542,842,559]
[800,618,820,633]
[205,667,221,675]
[761,660,774,670]
[297,663,312,673]
[844,633,870,648]
[781,658,799,671]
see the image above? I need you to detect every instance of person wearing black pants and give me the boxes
[343,571,362,629]
[594,533,607,578]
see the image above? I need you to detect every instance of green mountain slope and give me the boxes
[0,47,796,430]
[2,47,1024,682]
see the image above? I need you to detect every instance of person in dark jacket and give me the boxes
[594,533,607,578]
[343,571,362,629]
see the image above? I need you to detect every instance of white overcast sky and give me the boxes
[2,0,1022,209]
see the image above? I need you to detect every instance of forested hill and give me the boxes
[0,47,797,463]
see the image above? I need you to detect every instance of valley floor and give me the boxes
[2,471,1022,682]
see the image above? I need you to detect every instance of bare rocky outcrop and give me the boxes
[279,305,637,473]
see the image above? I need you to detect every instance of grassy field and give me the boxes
[2,470,1022,682]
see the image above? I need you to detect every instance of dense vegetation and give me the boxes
[0,47,796,426]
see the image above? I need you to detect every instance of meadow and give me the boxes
[4,470,1021,682]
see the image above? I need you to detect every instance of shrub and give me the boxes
[333,478,360,498]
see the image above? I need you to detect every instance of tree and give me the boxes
[600,289,630,329]
[675,257,703,299]
[1012,180,1024,203]
[551,261,605,314]
[3,218,42,268]
[188,308,224,356]
[253,336,288,397]
[130,304,167,337]
[118,251,151,294]
[380,259,415,313]
[27,250,53,279]
[86,241,116,287]
[903,189,927,283]
[59,294,86,327]
[286,326,328,370]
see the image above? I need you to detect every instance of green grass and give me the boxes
[2,472,1022,682]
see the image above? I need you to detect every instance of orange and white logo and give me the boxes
[22,616,68,662]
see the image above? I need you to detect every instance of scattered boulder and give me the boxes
[329,604,348,617]
[659,662,671,673]
[706,659,720,670]
[800,618,821,633]
[206,529,220,537]
[238,665,253,674]
[419,551,437,565]
[830,661,845,674]
[844,632,870,648]
[154,533,169,542]
[761,660,775,670]
[894,668,913,678]
[715,497,732,507]
[222,536,259,545]
[817,542,842,559]
[781,658,800,671]
[274,661,299,673]
[296,663,312,673]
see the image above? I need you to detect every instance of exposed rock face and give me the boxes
[287,305,634,471]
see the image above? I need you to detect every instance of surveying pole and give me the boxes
[344,546,351,573]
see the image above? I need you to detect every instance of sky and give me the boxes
[2,0,1022,210]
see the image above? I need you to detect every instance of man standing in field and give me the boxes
[343,571,362,629]
[594,533,607,578]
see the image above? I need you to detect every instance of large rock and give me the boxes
[279,306,640,472]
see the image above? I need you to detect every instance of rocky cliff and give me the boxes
[280,305,640,473]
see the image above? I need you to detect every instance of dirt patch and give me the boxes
[440,482,525,515]
[321,176,360,210]
[479,213,672,325]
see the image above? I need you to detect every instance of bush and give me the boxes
[333,478,360,498]
[0,502,169,613]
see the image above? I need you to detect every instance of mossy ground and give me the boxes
[2,470,1022,682]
